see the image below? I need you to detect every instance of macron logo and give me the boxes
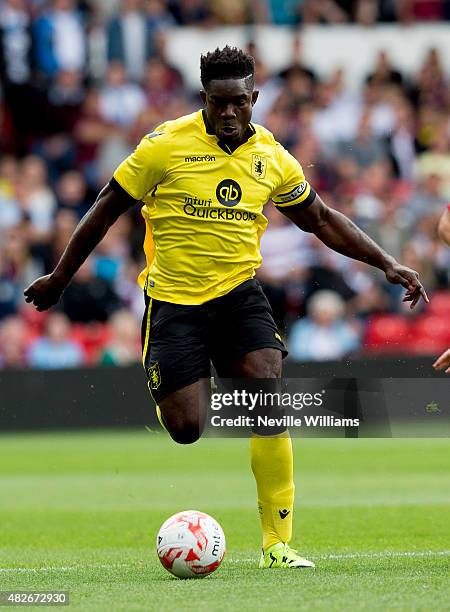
[185,155,216,163]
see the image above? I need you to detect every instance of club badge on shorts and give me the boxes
[148,362,161,389]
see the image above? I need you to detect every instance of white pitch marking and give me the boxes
[227,550,450,563]
[0,551,449,573]
[0,563,131,573]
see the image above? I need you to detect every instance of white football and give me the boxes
[156,510,226,578]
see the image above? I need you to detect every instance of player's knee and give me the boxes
[161,410,202,444]
[239,348,282,378]
[167,420,202,445]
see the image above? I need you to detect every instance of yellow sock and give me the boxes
[250,432,295,551]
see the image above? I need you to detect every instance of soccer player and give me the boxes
[24,46,429,569]
[433,205,450,374]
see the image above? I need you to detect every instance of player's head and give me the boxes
[200,46,258,145]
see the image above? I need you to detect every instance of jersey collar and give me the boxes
[200,109,256,155]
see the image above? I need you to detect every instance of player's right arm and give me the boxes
[24,185,134,311]
[25,128,170,312]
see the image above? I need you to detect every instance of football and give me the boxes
[156,510,226,578]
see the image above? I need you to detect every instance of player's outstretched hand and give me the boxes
[24,274,66,311]
[384,263,429,309]
[433,349,450,374]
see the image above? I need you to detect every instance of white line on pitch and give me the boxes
[0,550,449,572]
[0,563,131,573]
[227,550,450,563]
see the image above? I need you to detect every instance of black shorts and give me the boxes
[141,279,288,403]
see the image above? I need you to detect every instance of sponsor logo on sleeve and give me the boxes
[146,131,164,140]
[273,182,308,204]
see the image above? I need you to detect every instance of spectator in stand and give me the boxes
[366,50,404,87]
[27,311,84,368]
[99,61,147,127]
[20,155,57,239]
[143,55,184,111]
[73,89,123,187]
[0,315,27,367]
[411,48,448,110]
[302,0,351,23]
[0,0,38,154]
[115,259,146,318]
[250,59,283,125]
[60,260,122,323]
[33,0,86,80]
[56,170,92,219]
[278,35,317,87]
[106,0,166,83]
[31,209,78,275]
[146,0,176,31]
[311,76,362,149]
[387,99,416,181]
[398,0,447,22]
[352,160,393,225]
[415,126,450,200]
[0,157,22,231]
[406,174,447,225]
[209,0,267,25]
[264,0,302,24]
[257,205,312,330]
[99,309,141,365]
[167,0,213,25]
[44,69,85,135]
[288,290,361,361]
[93,215,131,284]
[338,110,387,169]
[0,227,44,318]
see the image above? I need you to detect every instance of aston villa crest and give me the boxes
[252,154,267,179]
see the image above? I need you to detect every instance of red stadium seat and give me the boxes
[427,292,450,318]
[406,316,450,354]
[19,305,48,334]
[69,323,110,364]
[405,335,448,355]
[364,315,410,354]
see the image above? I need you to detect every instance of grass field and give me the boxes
[0,430,449,611]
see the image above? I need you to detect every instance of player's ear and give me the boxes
[200,90,207,105]
[251,90,259,105]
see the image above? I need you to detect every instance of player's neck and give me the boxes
[201,110,254,154]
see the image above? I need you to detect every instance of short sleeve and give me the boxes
[111,128,170,202]
[271,145,316,210]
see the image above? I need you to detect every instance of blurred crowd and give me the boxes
[0,0,449,369]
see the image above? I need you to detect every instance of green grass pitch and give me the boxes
[0,431,449,611]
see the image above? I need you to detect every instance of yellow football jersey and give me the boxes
[112,110,315,305]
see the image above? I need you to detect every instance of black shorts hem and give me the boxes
[216,342,288,366]
[149,372,211,404]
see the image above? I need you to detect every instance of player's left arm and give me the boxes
[437,206,450,246]
[279,193,429,309]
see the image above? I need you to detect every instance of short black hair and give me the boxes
[200,46,255,90]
